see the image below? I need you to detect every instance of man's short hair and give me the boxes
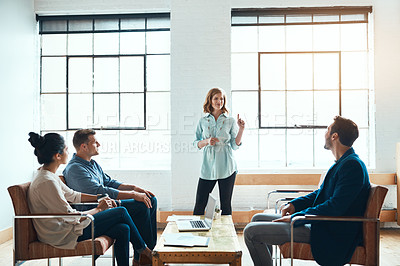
[73,129,96,150]
[330,116,359,147]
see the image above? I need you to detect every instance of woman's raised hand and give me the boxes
[237,114,245,129]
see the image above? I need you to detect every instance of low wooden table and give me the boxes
[152,215,242,265]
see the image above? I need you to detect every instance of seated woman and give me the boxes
[27,132,152,266]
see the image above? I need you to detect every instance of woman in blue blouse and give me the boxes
[193,88,245,215]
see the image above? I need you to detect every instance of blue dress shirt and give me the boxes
[194,113,241,180]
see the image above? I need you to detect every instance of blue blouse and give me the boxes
[193,113,241,180]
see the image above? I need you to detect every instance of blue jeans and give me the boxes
[77,207,146,266]
[120,196,157,259]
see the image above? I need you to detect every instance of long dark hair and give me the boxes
[28,132,65,164]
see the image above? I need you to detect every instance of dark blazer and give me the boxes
[291,148,370,266]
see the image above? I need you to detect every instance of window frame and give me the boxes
[38,13,170,131]
[231,7,371,131]
[231,7,373,168]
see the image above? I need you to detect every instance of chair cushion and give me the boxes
[28,236,114,260]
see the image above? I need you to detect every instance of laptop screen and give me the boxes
[204,194,217,221]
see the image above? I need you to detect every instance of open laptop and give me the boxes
[176,194,217,232]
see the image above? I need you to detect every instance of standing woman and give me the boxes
[193,88,245,215]
[27,132,152,266]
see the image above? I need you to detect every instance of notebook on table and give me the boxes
[176,194,217,232]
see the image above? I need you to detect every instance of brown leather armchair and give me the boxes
[279,184,388,266]
[8,182,115,266]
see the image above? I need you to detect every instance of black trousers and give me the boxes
[193,171,236,215]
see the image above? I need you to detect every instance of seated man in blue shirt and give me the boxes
[244,116,371,266]
[63,129,157,264]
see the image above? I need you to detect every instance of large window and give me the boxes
[39,14,171,169]
[231,7,374,169]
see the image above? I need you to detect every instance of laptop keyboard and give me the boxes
[190,220,206,228]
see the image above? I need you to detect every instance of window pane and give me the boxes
[341,90,369,127]
[314,53,339,90]
[313,24,340,51]
[231,53,258,90]
[95,130,120,169]
[232,91,258,129]
[94,19,119,31]
[287,54,312,90]
[287,91,313,127]
[68,58,93,93]
[147,17,170,29]
[259,26,285,52]
[260,54,285,90]
[120,56,144,92]
[41,94,66,130]
[146,55,170,91]
[314,129,333,168]
[120,32,145,54]
[232,16,257,24]
[120,130,171,170]
[121,18,145,30]
[94,58,119,92]
[286,25,312,51]
[42,20,67,32]
[286,15,312,23]
[341,14,366,22]
[341,52,368,90]
[147,92,170,130]
[68,33,93,55]
[42,34,66,55]
[341,23,367,51]
[235,129,259,168]
[94,33,119,55]
[260,91,285,127]
[260,129,286,168]
[287,129,313,167]
[93,94,119,127]
[41,57,66,93]
[259,15,284,23]
[314,91,339,126]
[147,31,170,54]
[313,15,339,22]
[231,26,258,52]
[69,20,93,31]
[120,93,145,127]
[68,94,93,129]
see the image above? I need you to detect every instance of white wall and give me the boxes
[32,0,400,216]
[0,0,38,231]
[170,0,232,210]
[374,0,400,172]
